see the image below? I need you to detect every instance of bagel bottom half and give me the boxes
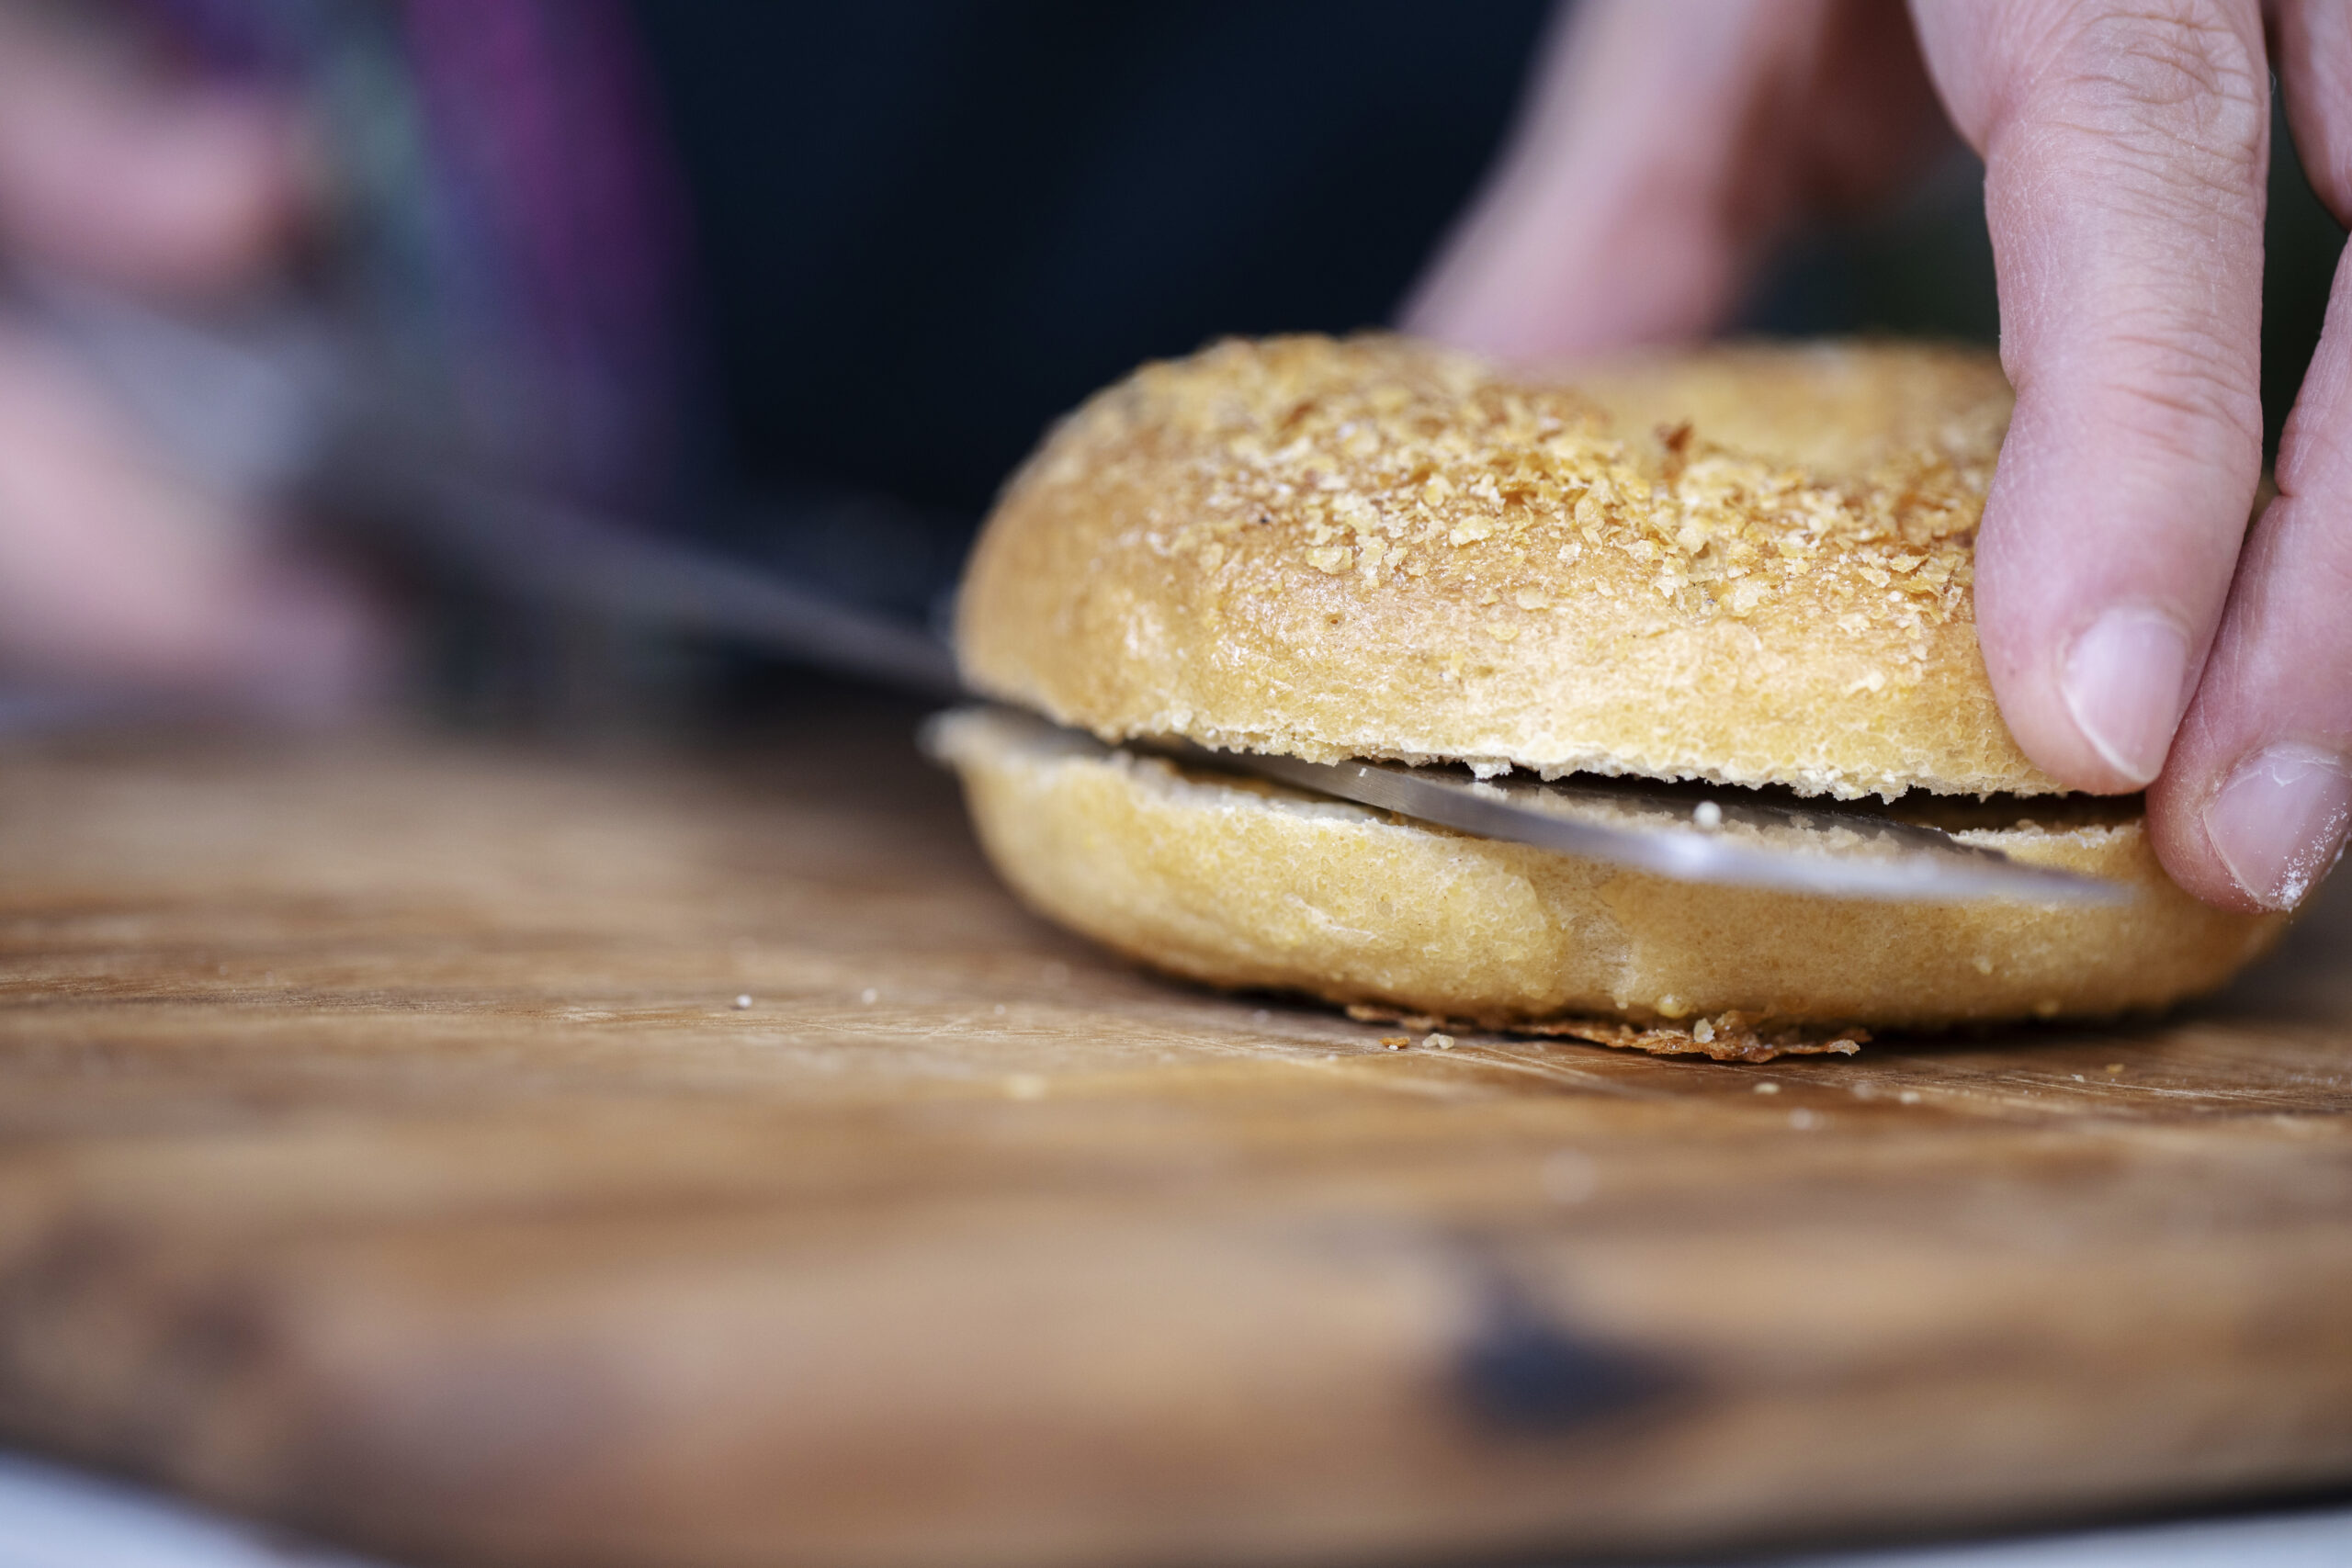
[928,707,2283,1060]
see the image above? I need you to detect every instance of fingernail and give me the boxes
[2203,744,2352,910]
[2061,608,2191,785]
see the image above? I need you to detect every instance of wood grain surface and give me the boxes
[1,690,2348,1568]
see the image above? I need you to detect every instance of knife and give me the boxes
[26,283,2125,906]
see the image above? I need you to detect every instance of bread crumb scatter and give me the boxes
[1424,1032,1455,1050]
[1341,998,1866,1063]
[1898,1089,1923,1104]
[1378,1034,1410,1050]
[1349,1004,1441,1029]
[1754,1081,1781,1095]
[2104,1062,2126,1074]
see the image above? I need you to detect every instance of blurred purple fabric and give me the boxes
[401,0,692,508]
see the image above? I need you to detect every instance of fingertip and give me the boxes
[1964,372,2260,798]
[2149,739,2352,914]
[1973,519,2205,797]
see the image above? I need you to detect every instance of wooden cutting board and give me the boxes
[1,692,2348,1568]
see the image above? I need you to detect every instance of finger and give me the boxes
[2146,0,2352,909]
[0,9,308,300]
[1911,0,2270,794]
[1404,0,1940,358]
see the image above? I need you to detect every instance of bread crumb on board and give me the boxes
[1346,1001,1867,1063]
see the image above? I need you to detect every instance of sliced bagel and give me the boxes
[943,335,2283,1046]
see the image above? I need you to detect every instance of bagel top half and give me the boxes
[956,333,2051,802]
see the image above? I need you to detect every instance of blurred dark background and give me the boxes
[637,1,1554,624]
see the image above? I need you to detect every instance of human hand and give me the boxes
[0,5,379,718]
[1407,0,2347,914]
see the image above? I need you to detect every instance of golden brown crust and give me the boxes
[931,708,2283,1047]
[958,333,2056,800]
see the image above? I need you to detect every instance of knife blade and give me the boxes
[1144,739,2126,905]
[991,716,2119,907]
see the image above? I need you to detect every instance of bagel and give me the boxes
[939,335,2280,1056]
